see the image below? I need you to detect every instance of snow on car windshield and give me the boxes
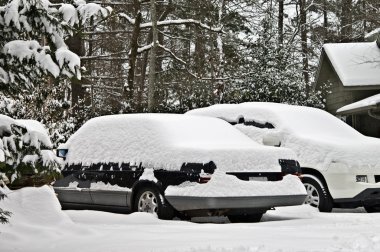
[61,114,296,172]
[188,102,363,140]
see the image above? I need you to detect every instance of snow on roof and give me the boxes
[337,93,380,114]
[187,103,380,169]
[61,114,296,172]
[323,42,380,87]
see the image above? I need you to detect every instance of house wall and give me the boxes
[353,114,380,138]
[317,55,380,138]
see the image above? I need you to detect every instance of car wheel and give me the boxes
[228,213,263,223]
[364,205,380,213]
[134,186,174,220]
[303,176,333,212]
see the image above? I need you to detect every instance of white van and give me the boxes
[187,102,380,212]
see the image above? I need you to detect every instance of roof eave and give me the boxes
[337,104,380,115]
[342,84,380,91]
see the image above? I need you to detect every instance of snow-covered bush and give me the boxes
[0,178,11,224]
[0,115,62,188]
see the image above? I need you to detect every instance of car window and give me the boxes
[229,117,275,129]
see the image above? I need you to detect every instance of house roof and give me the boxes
[337,93,380,115]
[322,42,380,87]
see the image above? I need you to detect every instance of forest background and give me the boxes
[1,0,379,147]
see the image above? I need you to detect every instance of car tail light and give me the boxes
[198,174,211,184]
[279,159,302,177]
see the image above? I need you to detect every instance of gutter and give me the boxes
[337,103,380,119]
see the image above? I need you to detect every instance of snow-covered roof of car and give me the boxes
[61,114,296,172]
[187,102,362,140]
[323,42,380,87]
[337,93,380,115]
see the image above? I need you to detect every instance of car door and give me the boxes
[89,163,139,207]
[54,165,95,205]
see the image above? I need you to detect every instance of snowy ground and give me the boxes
[1,186,380,252]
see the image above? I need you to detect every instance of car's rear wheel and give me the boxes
[228,213,263,223]
[303,176,333,212]
[364,205,380,213]
[134,186,174,220]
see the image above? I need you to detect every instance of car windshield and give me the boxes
[267,105,363,139]
[203,103,364,140]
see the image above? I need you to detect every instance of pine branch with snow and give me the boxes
[0,0,111,93]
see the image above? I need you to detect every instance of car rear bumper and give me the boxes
[165,194,306,211]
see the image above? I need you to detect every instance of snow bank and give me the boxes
[1,186,380,252]
[323,42,380,86]
[166,174,306,197]
[187,102,380,169]
[0,186,72,226]
[61,114,296,172]
[337,93,380,114]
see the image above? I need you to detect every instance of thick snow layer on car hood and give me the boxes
[166,173,306,197]
[61,114,296,172]
[187,103,380,169]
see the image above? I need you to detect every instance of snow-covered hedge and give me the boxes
[0,115,62,188]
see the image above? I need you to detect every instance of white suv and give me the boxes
[187,102,380,212]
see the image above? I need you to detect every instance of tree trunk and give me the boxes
[340,0,352,42]
[278,0,284,46]
[216,0,225,103]
[126,12,142,109]
[66,34,84,107]
[323,0,328,42]
[148,0,158,112]
[299,0,309,92]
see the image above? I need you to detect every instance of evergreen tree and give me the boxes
[0,0,112,147]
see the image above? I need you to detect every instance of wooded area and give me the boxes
[1,0,380,146]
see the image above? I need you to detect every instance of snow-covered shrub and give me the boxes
[0,115,62,188]
[0,178,11,224]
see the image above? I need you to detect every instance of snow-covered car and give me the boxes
[187,102,380,213]
[53,114,306,222]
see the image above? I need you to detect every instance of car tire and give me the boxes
[303,176,333,212]
[228,213,263,223]
[134,186,174,220]
[364,205,380,213]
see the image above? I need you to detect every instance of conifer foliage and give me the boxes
[0,0,111,92]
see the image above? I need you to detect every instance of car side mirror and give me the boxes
[262,135,281,147]
[57,149,68,159]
